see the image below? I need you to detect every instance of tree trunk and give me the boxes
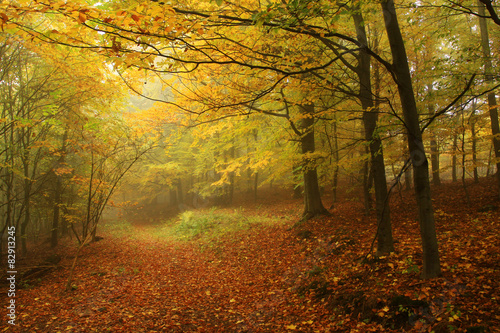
[299,104,329,219]
[353,10,394,255]
[381,0,441,278]
[478,0,500,198]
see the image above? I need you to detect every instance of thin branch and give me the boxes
[421,74,475,132]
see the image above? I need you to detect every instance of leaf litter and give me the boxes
[2,180,499,332]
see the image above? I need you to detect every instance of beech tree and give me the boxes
[352,5,394,255]
[380,0,441,278]
[477,0,500,199]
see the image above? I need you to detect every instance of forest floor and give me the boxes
[1,179,500,332]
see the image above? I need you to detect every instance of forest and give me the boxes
[0,0,499,332]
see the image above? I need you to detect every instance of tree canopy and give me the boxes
[1,0,499,279]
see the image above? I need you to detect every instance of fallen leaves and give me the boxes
[5,181,500,332]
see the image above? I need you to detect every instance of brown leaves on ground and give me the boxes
[2,179,499,332]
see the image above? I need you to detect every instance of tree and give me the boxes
[352,6,394,255]
[297,103,329,219]
[477,0,500,199]
[380,0,441,278]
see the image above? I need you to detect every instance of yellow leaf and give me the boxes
[285,324,296,330]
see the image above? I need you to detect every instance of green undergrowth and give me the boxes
[166,207,280,242]
[102,207,285,244]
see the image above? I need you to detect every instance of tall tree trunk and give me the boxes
[299,104,329,219]
[353,10,394,255]
[381,0,441,278]
[478,1,500,198]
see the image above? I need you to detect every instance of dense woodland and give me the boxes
[0,0,499,332]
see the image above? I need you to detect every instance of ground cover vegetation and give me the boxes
[0,0,499,331]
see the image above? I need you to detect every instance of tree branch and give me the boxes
[421,74,476,132]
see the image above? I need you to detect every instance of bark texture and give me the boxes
[299,104,329,219]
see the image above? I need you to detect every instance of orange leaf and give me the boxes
[78,12,87,23]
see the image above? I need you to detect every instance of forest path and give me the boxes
[3,180,500,332]
[8,206,334,332]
